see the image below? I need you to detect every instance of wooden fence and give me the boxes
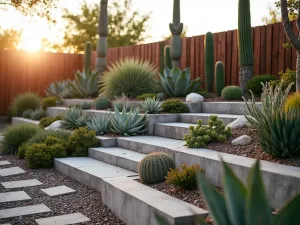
[0,21,298,116]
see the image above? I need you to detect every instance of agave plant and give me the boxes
[30,109,46,120]
[61,107,83,130]
[140,97,163,114]
[75,115,89,128]
[45,80,70,97]
[68,70,99,98]
[86,114,110,135]
[110,103,148,136]
[156,160,300,225]
[159,67,201,97]
[113,93,130,112]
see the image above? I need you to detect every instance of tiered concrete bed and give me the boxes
[12,117,40,126]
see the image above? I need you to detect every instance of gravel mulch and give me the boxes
[206,127,300,167]
[0,155,124,225]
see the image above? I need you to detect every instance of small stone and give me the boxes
[186,93,204,103]
[226,117,249,129]
[45,120,63,131]
[232,135,252,146]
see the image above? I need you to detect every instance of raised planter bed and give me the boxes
[12,117,40,126]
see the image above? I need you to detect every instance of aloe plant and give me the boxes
[156,160,300,225]
[159,67,201,97]
[86,114,110,135]
[140,97,163,114]
[110,104,148,136]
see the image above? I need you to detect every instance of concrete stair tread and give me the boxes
[118,136,185,148]
[180,113,242,118]
[156,122,196,128]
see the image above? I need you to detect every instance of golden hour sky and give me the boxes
[0,0,275,51]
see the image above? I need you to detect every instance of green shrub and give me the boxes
[30,109,46,120]
[101,58,157,98]
[39,116,62,128]
[95,98,109,110]
[197,90,216,98]
[81,101,92,110]
[67,127,99,157]
[284,92,300,112]
[18,143,29,159]
[11,92,41,116]
[110,104,148,136]
[27,130,71,145]
[166,164,204,190]
[137,93,157,101]
[22,109,33,119]
[25,137,67,169]
[184,115,231,148]
[140,98,163,114]
[221,86,243,100]
[1,124,42,154]
[138,152,175,184]
[271,69,296,93]
[42,96,58,110]
[162,100,189,113]
[86,114,110,135]
[246,75,277,96]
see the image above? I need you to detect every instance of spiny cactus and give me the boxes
[169,0,183,67]
[204,32,214,92]
[164,45,172,70]
[156,93,165,101]
[215,61,225,96]
[84,41,92,73]
[238,0,254,93]
[95,97,109,110]
[138,152,175,184]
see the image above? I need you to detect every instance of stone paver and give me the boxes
[1,179,42,189]
[0,204,51,219]
[0,191,31,203]
[0,167,25,177]
[41,185,76,197]
[1,223,12,225]
[0,161,11,166]
[35,213,90,225]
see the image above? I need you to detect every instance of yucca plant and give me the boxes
[159,67,201,97]
[140,97,163,114]
[101,58,157,98]
[110,103,148,136]
[61,107,84,130]
[156,160,300,225]
[45,80,70,97]
[86,114,110,135]
[68,70,99,98]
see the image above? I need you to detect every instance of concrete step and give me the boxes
[154,122,195,140]
[179,113,241,124]
[89,147,146,172]
[54,157,208,225]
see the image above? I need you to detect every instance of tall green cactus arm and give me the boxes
[169,0,183,35]
[204,32,214,92]
[84,41,92,73]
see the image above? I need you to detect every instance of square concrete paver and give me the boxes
[0,191,31,203]
[35,213,90,225]
[41,185,76,197]
[0,167,25,177]
[0,161,11,166]
[0,204,51,219]
[1,179,42,189]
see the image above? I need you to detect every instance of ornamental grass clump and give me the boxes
[11,92,41,116]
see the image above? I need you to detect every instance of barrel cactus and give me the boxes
[204,32,214,92]
[84,41,92,73]
[138,152,175,184]
[156,93,165,101]
[164,45,172,70]
[215,61,225,96]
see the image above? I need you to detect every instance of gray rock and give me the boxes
[232,135,252,146]
[226,116,248,129]
[45,120,63,131]
[186,93,204,103]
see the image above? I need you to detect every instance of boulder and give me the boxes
[226,116,248,129]
[232,135,252,146]
[186,93,204,103]
[45,120,64,131]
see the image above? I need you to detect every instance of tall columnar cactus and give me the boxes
[96,0,108,78]
[138,152,175,184]
[164,45,172,70]
[84,41,92,73]
[169,0,183,68]
[204,32,214,92]
[215,61,225,96]
[238,0,254,93]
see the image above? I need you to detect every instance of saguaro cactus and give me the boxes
[204,32,214,92]
[164,45,172,70]
[96,0,108,78]
[169,0,183,68]
[238,0,254,93]
[84,41,92,73]
[215,61,225,96]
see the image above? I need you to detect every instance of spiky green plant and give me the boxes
[45,80,70,98]
[215,61,225,96]
[110,104,148,136]
[284,92,300,112]
[61,107,84,130]
[86,114,110,135]
[138,152,175,184]
[68,70,99,98]
[75,115,89,128]
[164,45,172,70]
[140,97,163,114]
[204,32,214,92]
[101,58,157,98]
[95,97,109,110]
[156,160,300,225]
[221,86,243,100]
[81,102,92,110]
[30,109,46,121]
[113,93,130,112]
[159,67,201,97]
[22,109,33,119]
[11,92,41,116]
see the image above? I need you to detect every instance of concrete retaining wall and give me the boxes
[12,117,40,126]
[201,102,262,115]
